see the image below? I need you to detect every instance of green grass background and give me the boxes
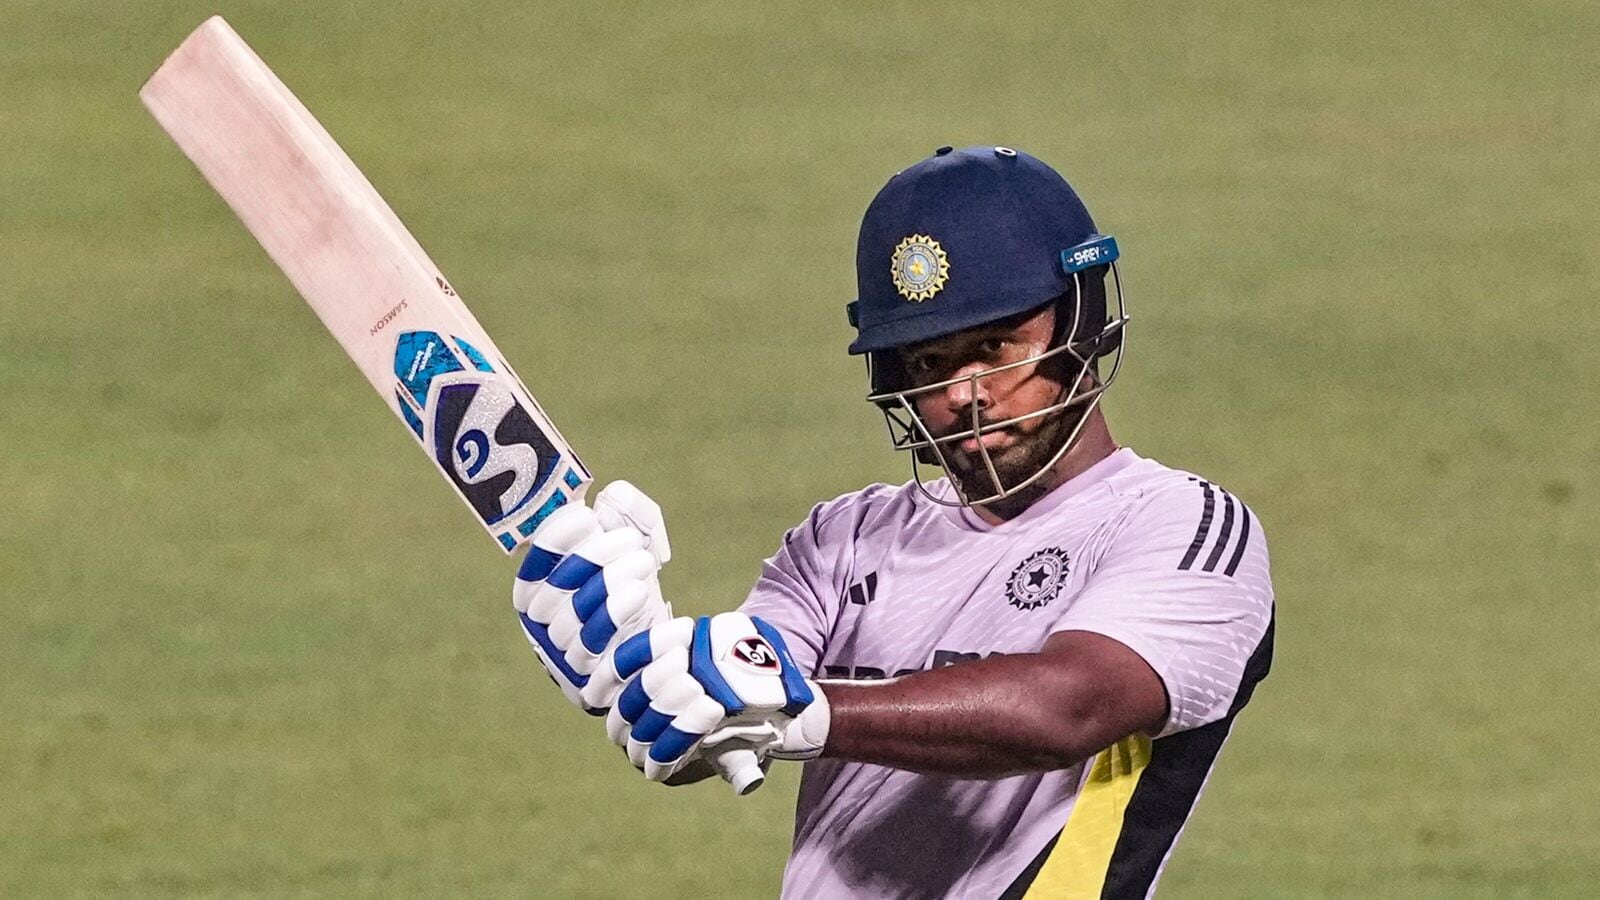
[3,1,1597,895]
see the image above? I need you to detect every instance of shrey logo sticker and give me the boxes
[1006,547,1072,611]
[890,234,950,301]
[730,636,781,673]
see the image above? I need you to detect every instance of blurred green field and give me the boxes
[3,0,1598,896]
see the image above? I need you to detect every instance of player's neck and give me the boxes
[970,411,1117,526]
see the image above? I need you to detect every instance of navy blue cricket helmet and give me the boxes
[844,145,1129,506]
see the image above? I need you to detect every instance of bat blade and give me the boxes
[140,17,765,794]
[140,16,589,552]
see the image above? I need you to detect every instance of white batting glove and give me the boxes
[586,612,830,786]
[512,481,673,713]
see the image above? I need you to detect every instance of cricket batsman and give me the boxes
[514,146,1275,898]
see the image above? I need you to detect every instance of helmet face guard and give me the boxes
[865,243,1128,509]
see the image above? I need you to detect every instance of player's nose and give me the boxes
[941,362,992,414]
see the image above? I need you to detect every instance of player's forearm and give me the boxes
[818,653,1120,778]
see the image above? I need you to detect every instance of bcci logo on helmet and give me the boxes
[1006,547,1072,611]
[890,234,950,302]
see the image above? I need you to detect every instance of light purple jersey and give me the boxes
[739,448,1274,899]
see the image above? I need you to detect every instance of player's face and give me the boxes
[896,305,1081,497]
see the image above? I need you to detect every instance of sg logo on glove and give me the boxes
[730,636,781,674]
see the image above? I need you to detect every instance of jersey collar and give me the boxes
[932,446,1140,533]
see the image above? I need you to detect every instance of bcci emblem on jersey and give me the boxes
[1006,547,1072,611]
[890,234,950,301]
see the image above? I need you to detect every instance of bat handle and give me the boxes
[707,745,765,796]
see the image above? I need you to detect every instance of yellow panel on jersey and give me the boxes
[1024,734,1152,899]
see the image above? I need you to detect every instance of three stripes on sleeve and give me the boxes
[1178,479,1253,577]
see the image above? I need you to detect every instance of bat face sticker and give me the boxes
[392,331,558,526]
[431,378,555,524]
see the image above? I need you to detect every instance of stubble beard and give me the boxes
[941,401,1087,520]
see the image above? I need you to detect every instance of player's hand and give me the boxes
[586,612,830,785]
[512,481,673,713]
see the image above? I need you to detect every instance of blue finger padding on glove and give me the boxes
[579,606,618,655]
[752,616,815,716]
[612,631,656,681]
[647,725,700,764]
[617,677,650,723]
[572,577,608,620]
[688,616,746,716]
[517,545,564,583]
[519,612,589,690]
[631,708,672,744]
[547,556,602,592]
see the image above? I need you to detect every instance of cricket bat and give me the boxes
[140,15,583,552]
[139,16,764,794]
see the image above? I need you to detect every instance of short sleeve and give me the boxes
[736,501,852,676]
[1052,479,1275,737]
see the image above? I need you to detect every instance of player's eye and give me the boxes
[979,337,1006,357]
